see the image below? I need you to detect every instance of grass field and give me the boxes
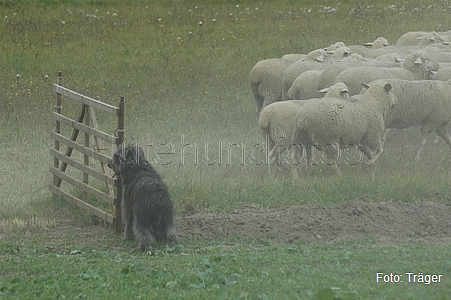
[2,0,451,298]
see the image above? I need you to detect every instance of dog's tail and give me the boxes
[155,208,178,244]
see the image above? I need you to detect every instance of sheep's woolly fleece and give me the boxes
[333,51,439,95]
[259,82,350,174]
[249,58,294,116]
[374,78,451,160]
[282,49,331,100]
[291,81,396,165]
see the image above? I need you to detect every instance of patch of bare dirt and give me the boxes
[177,201,451,244]
[9,201,451,247]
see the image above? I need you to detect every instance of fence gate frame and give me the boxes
[49,71,124,234]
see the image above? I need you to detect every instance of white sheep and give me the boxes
[324,41,347,53]
[291,81,397,173]
[333,51,439,95]
[366,36,448,59]
[317,53,402,91]
[363,37,390,48]
[422,46,451,63]
[329,46,352,59]
[258,82,350,175]
[289,52,403,101]
[348,37,390,57]
[281,53,307,62]
[364,78,451,161]
[364,45,417,59]
[396,31,443,46]
[249,58,294,117]
[316,82,350,99]
[281,49,331,100]
[286,69,323,100]
[436,65,451,81]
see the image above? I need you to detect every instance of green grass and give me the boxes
[2,0,451,298]
[1,233,451,299]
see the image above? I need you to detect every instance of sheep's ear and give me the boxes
[360,82,370,89]
[384,83,393,91]
[316,55,324,62]
[363,42,373,47]
[340,88,349,95]
[317,87,330,94]
[414,57,422,64]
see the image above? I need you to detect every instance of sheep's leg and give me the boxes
[435,124,451,151]
[381,129,390,147]
[367,144,383,164]
[305,146,314,167]
[268,144,286,175]
[253,91,264,118]
[288,143,304,177]
[359,144,374,161]
[323,144,342,175]
[278,141,295,175]
[290,130,306,174]
[267,145,277,176]
[415,130,434,162]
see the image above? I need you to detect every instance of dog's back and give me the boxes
[123,164,177,244]
[109,144,178,251]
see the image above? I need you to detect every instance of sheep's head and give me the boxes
[360,81,397,109]
[318,82,350,100]
[306,49,329,63]
[407,51,439,80]
[417,32,444,46]
[324,41,346,53]
[330,47,352,59]
[422,55,439,80]
[363,37,390,49]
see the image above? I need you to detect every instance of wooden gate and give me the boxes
[49,71,124,233]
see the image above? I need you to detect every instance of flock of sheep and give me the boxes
[250,30,451,175]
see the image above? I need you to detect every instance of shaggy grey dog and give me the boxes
[108,144,177,252]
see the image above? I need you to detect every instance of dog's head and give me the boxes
[108,144,149,177]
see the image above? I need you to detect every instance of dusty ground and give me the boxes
[6,201,451,248]
[177,201,451,244]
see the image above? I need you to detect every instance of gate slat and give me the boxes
[52,84,119,114]
[49,166,115,204]
[50,148,117,186]
[49,184,115,223]
[51,112,117,144]
[50,132,112,164]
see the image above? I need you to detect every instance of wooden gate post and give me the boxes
[83,91,91,203]
[114,96,125,234]
[52,71,63,199]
